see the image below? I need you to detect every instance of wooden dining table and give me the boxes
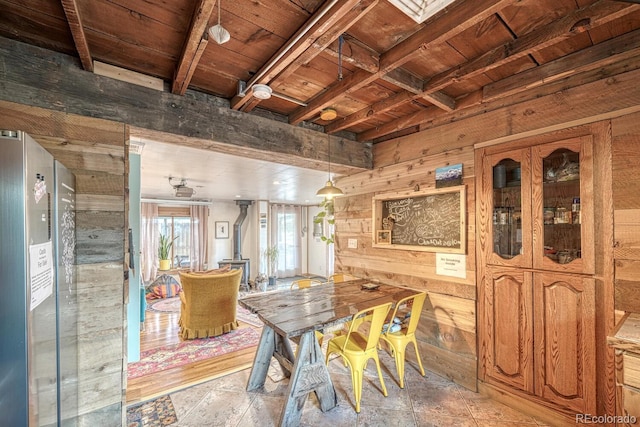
[238,278,420,427]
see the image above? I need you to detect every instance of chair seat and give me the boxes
[327,332,368,354]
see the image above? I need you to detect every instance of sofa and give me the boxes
[178,268,242,340]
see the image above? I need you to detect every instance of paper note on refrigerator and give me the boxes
[29,241,54,311]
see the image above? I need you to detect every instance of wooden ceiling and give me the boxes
[2,0,640,144]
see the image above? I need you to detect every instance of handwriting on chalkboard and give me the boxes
[373,186,466,254]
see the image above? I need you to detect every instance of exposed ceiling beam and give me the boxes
[288,0,515,125]
[269,0,379,88]
[349,0,639,140]
[172,0,217,95]
[358,34,640,141]
[424,0,639,94]
[483,27,640,102]
[230,0,367,111]
[0,36,371,172]
[60,0,93,72]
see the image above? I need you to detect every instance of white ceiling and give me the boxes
[136,138,335,205]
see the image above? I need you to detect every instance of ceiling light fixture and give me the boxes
[320,108,337,121]
[209,0,230,45]
[252,84,272,100]
[316,134,343,199]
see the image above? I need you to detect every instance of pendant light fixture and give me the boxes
[209,0,230,45]
[316,134,344,199]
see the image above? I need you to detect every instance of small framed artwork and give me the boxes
[377,230,391,244]
[215,221,229,239]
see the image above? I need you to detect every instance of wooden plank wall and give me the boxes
[335,141,478,390]
[612,111,640,314]
[0,100,127,425]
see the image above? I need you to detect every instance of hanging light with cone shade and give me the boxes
[209,0,230,44]
[316,134,343,199]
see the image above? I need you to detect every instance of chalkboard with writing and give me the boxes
[372,186,466,253]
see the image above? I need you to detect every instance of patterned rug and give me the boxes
[128,327,260,379]
[127,395,177,427]
[147,296,263,327]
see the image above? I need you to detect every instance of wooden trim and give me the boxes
[158,206,190,217]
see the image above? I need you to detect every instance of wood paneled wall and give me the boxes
[0,100,127,425]
[612,111,640,314]
[335,142,478,390]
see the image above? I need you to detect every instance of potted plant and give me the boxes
[263,245,279,286]
[314,198,335,244]
[158,233,177,271]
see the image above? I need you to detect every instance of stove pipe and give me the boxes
[233,200,253,260]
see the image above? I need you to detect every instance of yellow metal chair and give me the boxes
[379,292,427,388]
[325,302,393,413]
[290,278,323,290]
[328,273,356,283]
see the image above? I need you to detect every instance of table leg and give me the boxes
[247,325,276,391]
[279,331,337,427]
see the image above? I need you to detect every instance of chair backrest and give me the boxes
[329,273,355,283]
[290,278,323,290]
[344,302,393,352]
[385,292,427,337]
[179,268,243,314]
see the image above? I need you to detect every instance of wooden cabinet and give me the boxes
[478,136,597,415]
[483,267,533,392]
[533,272,595,413]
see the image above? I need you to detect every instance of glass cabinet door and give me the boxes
[483,148,532,268]
[532,136,594,274]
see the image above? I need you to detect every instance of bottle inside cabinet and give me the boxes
[492,159,522,259]
[542,148,581,265]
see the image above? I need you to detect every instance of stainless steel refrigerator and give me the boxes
[0,130,79,426]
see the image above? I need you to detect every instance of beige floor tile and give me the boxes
[462,395,538,424]
[408,380,471,418]
[413,412,479,427]
[170,379,221,419]
[356,407,418,426]
[236,394,283,427]
[174,388,254,427]
[475,421,538,426]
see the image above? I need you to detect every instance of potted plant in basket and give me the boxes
[263,245,279,287]
[158,233,177,271]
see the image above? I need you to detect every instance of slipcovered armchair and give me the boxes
[178,268,242,340]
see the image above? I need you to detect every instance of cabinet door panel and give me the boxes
[534,272,596,414]
[479,148,532,268]
[531,136,594,274]
[483,267,534,392]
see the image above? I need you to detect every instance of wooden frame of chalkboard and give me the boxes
[371,185,466,253]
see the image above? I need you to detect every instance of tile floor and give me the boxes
[165,349,550,426]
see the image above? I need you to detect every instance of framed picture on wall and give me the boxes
[215,221,229,239]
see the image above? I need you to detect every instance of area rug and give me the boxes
[128,327,260,379]
[126,395,177,427]
[147,296,263,327]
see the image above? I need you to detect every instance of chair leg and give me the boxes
[411,337,426,377]
[394,344,406,389]
[373,354,388,397]
[351,362,363,413]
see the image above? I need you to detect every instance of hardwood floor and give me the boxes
[126,306,261,405]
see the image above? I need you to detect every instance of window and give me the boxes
[270,204,302,277]
[158,206,191,269]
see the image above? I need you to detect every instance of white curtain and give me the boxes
[140,202,159,283]
[270,204,302,277]
[189,205,209,271]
